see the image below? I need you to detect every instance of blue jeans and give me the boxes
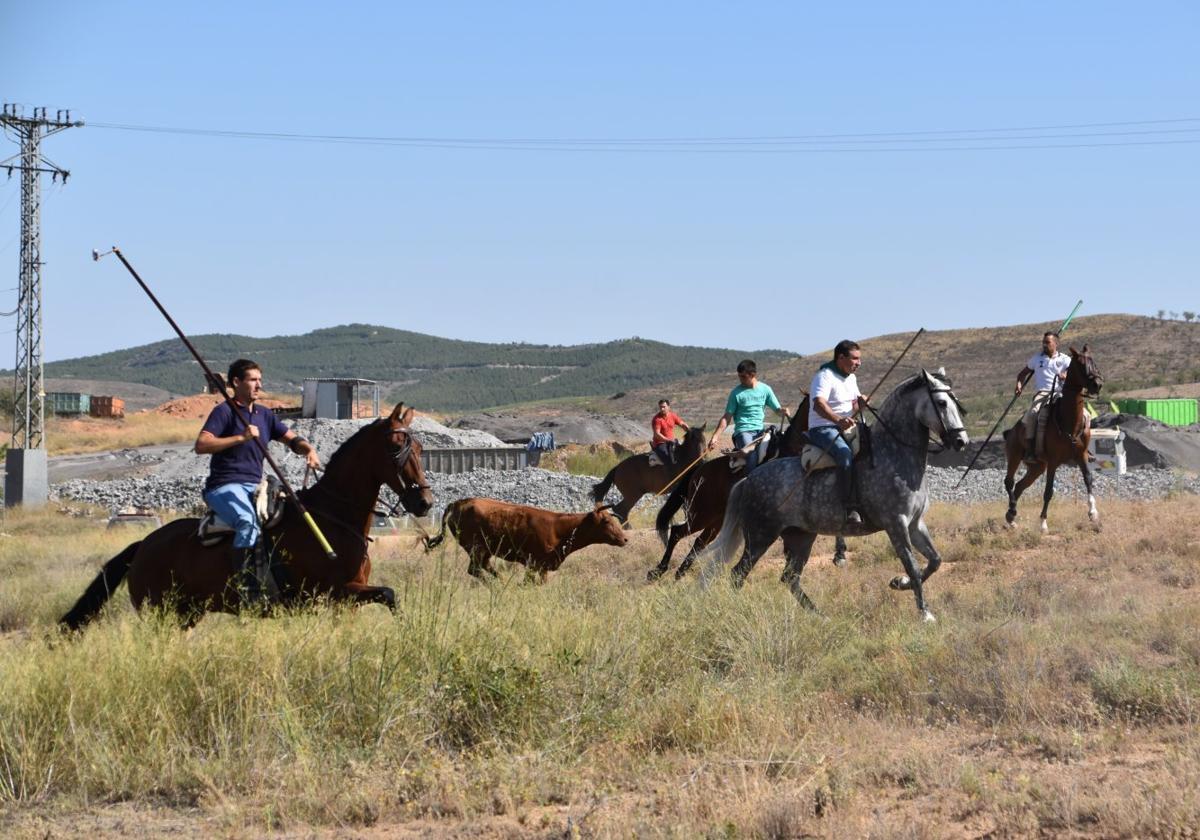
[806,425,854,471]
[733,429,769,474]
[204,482,259,548]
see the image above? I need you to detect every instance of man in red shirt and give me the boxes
[651,399,689,465]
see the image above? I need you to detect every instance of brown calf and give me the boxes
[423,498,629,580]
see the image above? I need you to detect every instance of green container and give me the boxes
[1116,397,1197,426]
[47,392,91,415]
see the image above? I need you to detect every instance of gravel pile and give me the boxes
[53,459,1197,519]
[52,467,624,518]
[928,465,1200,504]
[47,409,1200,516]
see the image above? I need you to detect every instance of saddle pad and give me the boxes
[196,475,283,545]
[728,429,773,472]
[800,426,860,473]
[648,450,663,467]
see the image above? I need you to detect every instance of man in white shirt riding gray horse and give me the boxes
[1014,331,1071,464]
[808,340,869,524]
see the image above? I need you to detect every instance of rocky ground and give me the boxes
[50,414,1200,519]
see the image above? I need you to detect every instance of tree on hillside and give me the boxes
[1184,311,1196,323]
[1157,309,1166,320]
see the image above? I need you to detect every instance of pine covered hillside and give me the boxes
[33,325,795,412]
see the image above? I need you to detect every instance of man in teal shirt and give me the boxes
[707,359,790,474]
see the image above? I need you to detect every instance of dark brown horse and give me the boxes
[591,423,707,524]
[1002,346,1104,533]
[60,403,434,630]
[646,397,848,581]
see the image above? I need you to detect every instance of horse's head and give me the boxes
[381,402,434,516]
[916,369,970,451]
[679,423,708,459]
[1067,345,1103,397]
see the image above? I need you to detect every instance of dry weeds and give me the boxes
[1,495,1198,838]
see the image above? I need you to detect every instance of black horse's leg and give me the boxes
[612,496,637,528]
[832,535,848,568]
[1039,465,1058,534]
[648,523,687,581]
[342,583,397,611]
[1079,456,1100,527]
[779,529,820,611]
[885,518,936,622]
[674,531,713,580]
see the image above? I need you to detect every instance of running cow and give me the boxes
[423,498,629,580]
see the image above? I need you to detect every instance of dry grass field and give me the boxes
[1,494,1199,838]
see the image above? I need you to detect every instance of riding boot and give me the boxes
[232,544,263,607]
[837,469,862,525]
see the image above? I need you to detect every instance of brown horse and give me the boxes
[59,403,434,630]
[590,424,707,524]
[1002,346,1104,533]
[646,397,848,581]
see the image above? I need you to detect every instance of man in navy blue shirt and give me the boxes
[195,358,320,601]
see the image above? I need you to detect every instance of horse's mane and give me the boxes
[879,371,951,413]
[322,418,387,473]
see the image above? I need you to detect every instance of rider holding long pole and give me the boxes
[1013,331,1071,465]
[195,358,321,604]
[807,340,869,524]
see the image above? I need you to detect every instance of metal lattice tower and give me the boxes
[1,104,83,449]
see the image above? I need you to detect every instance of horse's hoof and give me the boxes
[646,568,665,583]
[890,575,911,591]
[920,609,937,624]
[832,554,848,568]
[1004,520,1017,530]
[1040,520,1049,534]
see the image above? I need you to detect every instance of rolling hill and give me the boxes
[28,325,796,412]
[586,315,1200,433]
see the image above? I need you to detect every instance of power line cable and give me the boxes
[86,117,1200,153]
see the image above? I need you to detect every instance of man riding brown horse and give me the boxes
[195,358,321,604]
[1013,331,1071,465]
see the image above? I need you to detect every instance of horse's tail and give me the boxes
[423,504,453,552]
[591,466,618,504]
[656,460,702,547]
[697,480,749,588]
[59,541,141,632]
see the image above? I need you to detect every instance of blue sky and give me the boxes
[3,2,1198,363]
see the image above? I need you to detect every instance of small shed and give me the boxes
[301,378,381,419]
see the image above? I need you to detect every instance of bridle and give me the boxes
[865,373,967,452]
[376,426,432,518]
[299,424,433,544]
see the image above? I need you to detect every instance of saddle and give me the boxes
[648,446,673,468]
[728,428,774,473]
[800,425,861,473]
[196,474,287,547]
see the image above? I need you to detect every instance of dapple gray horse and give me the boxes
[698,371,969,622]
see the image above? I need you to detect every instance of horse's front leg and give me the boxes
[884,517,936,622]
[675,526,717,579]
[1079,455,1100,528]
[339,581,397,611]
[647,523,687,581]
[906,517,943,583]
[1039,465,1058,534]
